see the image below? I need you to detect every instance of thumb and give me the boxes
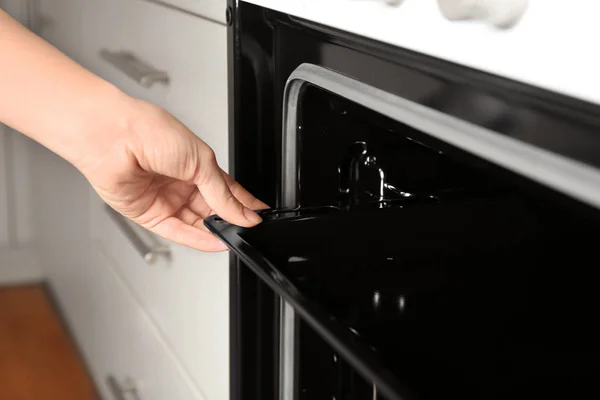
[196,154,262,227]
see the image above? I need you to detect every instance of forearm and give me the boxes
[0,9,134,168]
[0,10,264,246]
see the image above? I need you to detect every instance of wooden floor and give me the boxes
[0,285,97,400]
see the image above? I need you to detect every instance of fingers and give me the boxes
[185,189,213,222]
[221,170,270,211]
[175,204,211,233]
[151,216,228,252]
[187,170,268,228]
[195,159,263,228]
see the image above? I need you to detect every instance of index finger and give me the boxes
[221,170,270,211]
[196,163,262,227]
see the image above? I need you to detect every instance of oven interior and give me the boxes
[240,84,600,400]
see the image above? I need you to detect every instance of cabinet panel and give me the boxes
[90,185,229,400]
[144,0,227,24]
[82,1,230,399]
[52,243,203,400]
[8,132,34,245]
[36,0,85,61]
[0,127,10,247]
[0,128,36,250]
[81,0,229,167]
[0,0,28,25]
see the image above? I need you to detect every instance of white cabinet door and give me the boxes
[83,2,230,399]
[36,0,86,61]
[0,126,10,247]
[145,0,227,24]
[28,142,92,282]
[17,0,91,270]
[0,0,28,25]
[91,190,229,400]
[52,241,203,400]
[0,129,35,248]
[81,0,229,159]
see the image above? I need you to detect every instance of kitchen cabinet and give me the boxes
[91,192,230,400]
[0,0,29,24]
[19,0,93,297]
[0,0,230,399]
[80,0,229,157]
[0,127,10,248]
[82,1,230,398]
[32,0,85,61]
[58,244,203,400]
[147,0,227,24]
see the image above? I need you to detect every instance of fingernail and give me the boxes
[244,208,263,225]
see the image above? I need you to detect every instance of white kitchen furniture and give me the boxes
[0,1,229,399]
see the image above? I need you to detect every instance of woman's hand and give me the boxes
[0,9,267,251]
[76,99,268,252]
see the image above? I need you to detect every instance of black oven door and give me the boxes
[208,201,600,400]
[218,61,600,400]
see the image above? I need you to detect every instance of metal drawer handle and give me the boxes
[107,375,142,400]
[100,49,170,88]
[105,205,170,264]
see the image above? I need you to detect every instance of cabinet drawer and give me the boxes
[90,190,229,400]
[52,243,202,400]
[81,0,229,163]
[36,0,85,62]
[83,2,230,397]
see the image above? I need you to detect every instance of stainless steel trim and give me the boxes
[100,49,170,88]
[282,63,600,213]
[107,376,127,400]
[278,290,297,400]
[278,75,305,400]
[105,205,170,264]
[282,79,304,208]
[107,376,142,400]
[279,301,296,400]
[121,377,142,400]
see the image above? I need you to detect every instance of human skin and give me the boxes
[0,9,267,252]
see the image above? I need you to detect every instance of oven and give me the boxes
[221,2,600,400]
